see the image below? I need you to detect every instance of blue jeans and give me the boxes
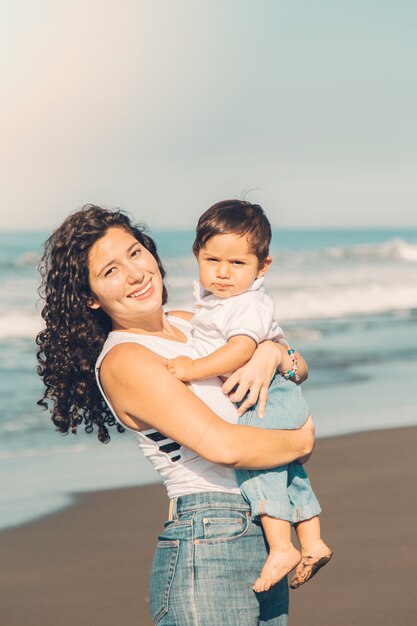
[237,374,321,524]
[150,492,289,625]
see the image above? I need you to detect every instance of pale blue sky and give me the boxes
[1,0,416,230]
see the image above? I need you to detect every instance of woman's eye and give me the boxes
[131,248,141,258]
[104,267,116,277]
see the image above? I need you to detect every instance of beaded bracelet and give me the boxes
[281,347,301,382]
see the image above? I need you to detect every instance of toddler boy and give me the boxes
[167,200,332,592]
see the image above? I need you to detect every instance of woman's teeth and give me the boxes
[129,282,152,297]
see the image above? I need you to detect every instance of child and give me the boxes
[167,200,332,592]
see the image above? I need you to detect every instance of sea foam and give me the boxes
[0,312,42,340]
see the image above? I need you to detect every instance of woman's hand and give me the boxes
[296,415,315,464]
[222,340,309,418]
[222,341,281,418]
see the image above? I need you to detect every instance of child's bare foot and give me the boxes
[290,539,333,589]
[253,545,301,592]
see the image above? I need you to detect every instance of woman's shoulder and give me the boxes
[166,310,193,322]
[97,336,160,370]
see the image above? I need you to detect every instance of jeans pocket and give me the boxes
[200,511,250,543]
[150,539,179,624]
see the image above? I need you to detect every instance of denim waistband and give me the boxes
[168,491,250,520]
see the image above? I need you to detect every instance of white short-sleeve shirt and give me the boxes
[191,277,284,356]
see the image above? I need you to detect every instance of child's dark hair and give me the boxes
[192,199,271,264]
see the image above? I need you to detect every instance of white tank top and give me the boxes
[95,315,240,498]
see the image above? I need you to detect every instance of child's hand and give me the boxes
[166,356,195,381]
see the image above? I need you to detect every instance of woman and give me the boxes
[37,205,314,626]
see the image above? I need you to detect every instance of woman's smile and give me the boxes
[127,279,154,299]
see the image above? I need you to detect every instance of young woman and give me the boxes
[37,205,314,626]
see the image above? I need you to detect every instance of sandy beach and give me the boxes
[1,426,416,626]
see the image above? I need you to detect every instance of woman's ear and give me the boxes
[257,256,272,277]
[87,297,101,310]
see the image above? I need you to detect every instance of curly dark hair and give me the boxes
[36,204,168,443]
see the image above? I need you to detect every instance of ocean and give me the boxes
[1,228,417,532]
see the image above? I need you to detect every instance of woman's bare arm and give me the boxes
[100,343,314,469]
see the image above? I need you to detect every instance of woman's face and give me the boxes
[88,226,164,329]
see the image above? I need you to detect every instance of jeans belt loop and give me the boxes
[168,498,177,521]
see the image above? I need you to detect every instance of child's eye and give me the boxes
[207,257,218,262]
[232,260,244,265]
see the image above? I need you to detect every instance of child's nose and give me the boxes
[217,262,230,278]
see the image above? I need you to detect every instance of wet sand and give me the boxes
[1,426,416,625]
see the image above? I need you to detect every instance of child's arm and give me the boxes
[166,335,257,382]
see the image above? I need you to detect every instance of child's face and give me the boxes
[196,233,271,299]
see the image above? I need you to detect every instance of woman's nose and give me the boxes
[126,266,145,283]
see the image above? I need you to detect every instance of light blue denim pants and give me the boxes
[150,492,289,625]
[237,374,321,524]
